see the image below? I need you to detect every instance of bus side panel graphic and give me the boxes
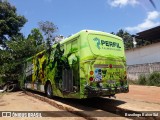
[23,30,129,99]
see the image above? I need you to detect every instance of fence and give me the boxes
[127,62,160,80]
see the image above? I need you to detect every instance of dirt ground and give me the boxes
[1,85,159,120]
[0,91,85,120]
[115,85,160,111]
[0,91,127,120]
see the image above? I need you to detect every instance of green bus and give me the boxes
[22,30,129,99]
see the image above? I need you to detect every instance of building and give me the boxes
[126,26,160,80]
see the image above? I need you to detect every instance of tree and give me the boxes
[28,28,44,46]
[0,0,27,47]
[0,1,59,86]
[116,29,152,49]
[0,0,27,84]
[27,28,45,52]
[116,29,133,50]
[0,35,35,82]
[38,21,58,50]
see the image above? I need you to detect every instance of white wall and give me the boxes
[126,42,160,65]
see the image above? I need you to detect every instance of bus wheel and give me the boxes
[46,83,53,98]
[7,84,15,92]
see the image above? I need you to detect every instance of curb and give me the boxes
[25,91,97,120]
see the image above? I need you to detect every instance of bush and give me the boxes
[148,72,160,86]
[136,72,160,87]
[137,74,148,85]
[128,79,138,85]
[0,77,6,86]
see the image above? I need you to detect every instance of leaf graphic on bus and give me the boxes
[93,37,101,49]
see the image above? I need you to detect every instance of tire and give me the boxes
[3,83,16,92]
[7,84,15,92]
[46,83,53,98]
[2,84,7,91]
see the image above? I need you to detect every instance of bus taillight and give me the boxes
[109,64,112,68]
[89,77,93,81]
[90,71,94,75]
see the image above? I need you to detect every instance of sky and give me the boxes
[8,0,160,37]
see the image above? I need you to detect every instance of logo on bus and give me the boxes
[93,37,121,50]
[93,37,101,49]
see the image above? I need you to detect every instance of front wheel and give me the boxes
[46,83,53,98]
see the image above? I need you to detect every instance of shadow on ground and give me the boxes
[22,89,126,113]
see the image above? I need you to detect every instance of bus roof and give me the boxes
[59,30,122,45]
[25,30,123,62]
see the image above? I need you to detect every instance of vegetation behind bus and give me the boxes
[0,1,58,91]
[129,72,160,87]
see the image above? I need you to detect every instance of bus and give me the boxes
[22,30,129,99]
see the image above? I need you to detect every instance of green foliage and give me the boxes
[137,74,148,85]
[0,31,45,83]
[7,35,38,59]
[115,29,152,50]
[27,28,45,52]
[0,34,44,84]
[0,76,5,85]
[148,72,160,86]
[28,28,44,46]
[116,29,133,50]
[0,36,27,82]
[0,1,58,86]
[0,0,27,46]
[0,0,27,83]
[137,72,160,87]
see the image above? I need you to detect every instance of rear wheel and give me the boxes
[7,84,15,92]
[46,83,53,98]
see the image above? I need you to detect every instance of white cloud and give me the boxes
[108,0,139,7]
[125,11,160,33]
[147,11,160,20]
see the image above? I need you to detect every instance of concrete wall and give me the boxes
[126,42,160,80]
[127,62,160,80]
[126,42,160,65]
